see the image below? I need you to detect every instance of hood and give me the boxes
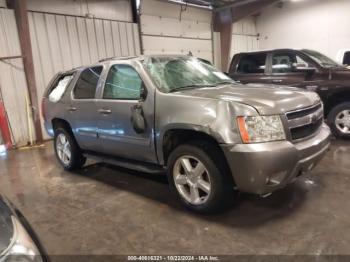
[0,196,14,255]
[174,83,321,115]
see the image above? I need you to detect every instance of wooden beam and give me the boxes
[213,0,278,71]
[12,0,43,143]
[213,8,233,71]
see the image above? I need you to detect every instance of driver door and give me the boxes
[268,51,316,87]
[95,63,157,163]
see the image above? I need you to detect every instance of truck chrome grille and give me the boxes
[286,103,324,141]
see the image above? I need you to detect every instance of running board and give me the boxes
[83,153,166,174]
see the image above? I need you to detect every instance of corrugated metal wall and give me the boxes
[231,17,259,59]
[0,8,33,147]
[0,4,141,145]
[28,11,141,139]
[140,0,213,62]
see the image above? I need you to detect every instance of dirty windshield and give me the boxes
[143,56,235,92]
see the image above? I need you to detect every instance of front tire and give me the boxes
[167,142,234,214]
[327,102,350,139]
[54,127,86,170]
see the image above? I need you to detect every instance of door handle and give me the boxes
[67,106,77,112]
[272,79,283,83]
[98,108,112,115]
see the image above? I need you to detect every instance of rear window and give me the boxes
[237,53,267,74]
[73,66,103,99]
[343,51,350,66]
[48,74,74,102]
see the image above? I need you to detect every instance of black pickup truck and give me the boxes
[229,49,350,139]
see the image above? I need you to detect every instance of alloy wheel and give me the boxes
[335,110,350,134]
[173,155,211,205]
[56,133,71,166]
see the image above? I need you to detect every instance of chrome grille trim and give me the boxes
[285,103,324,142]
[287,106,323,129]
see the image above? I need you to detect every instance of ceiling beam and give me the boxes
[230,0,279,23]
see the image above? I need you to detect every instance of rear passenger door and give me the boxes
[66,66,103,151]
[95,63,157,163]
[229,53,270,84]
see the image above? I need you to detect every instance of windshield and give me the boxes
[302,49,343,68]
[142,57,235,92]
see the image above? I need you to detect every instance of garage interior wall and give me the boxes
[0,0,141,144]
[140,0,213,62]
[230,17,259,60]
[0,8,32,147]
[257,0,350,59]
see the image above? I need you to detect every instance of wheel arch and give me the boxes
[158,125,225,166]
[324,90,350,117]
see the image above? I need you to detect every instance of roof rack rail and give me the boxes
[98,56,137,62]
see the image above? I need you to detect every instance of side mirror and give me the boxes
[131,104,146,134]
[140,83,148,101]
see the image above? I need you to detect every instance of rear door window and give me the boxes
[237,53,267,74]
[48,74,74,102]
[73,66,103,99]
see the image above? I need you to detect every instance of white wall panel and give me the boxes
[27,0,132,22]
[28,11,141,139]
[231,17,259,59]
[142,0,211,23]
[257,0,350,59]
[141,15,211,39]
[0,9,33,147]
[142,35,213,62]
[140,0,213,62]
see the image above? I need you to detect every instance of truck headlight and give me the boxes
[2,216,43,262]
[237,115,286,143]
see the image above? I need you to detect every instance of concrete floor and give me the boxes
[0,139,349,256]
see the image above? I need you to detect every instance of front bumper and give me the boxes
[221,124,331,195]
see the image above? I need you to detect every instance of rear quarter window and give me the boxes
[73,66,103,99]
[48,74,74,102]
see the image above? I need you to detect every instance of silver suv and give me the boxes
[42,55,331,213]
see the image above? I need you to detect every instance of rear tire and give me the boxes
[327,102,350,139]
[54,127,86,170]
[167,141,235,214]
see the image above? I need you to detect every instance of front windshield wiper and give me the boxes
[169,84,216,93]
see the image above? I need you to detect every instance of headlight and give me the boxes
[2,216,43,262]
[237,115,286,143]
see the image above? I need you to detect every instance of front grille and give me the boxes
[286,103,322,120]
[286,103,323,141]
[290,118,323,140]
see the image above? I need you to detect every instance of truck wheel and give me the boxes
[54,127,86,171]
[167,142,234,214]
[327,102,350,139]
